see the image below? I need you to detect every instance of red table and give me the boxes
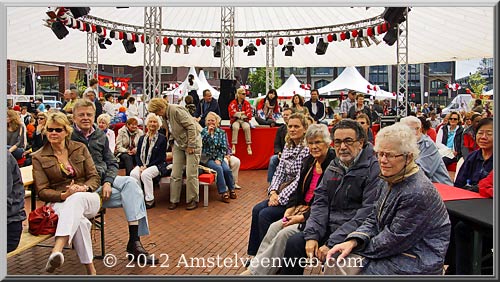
[433,183,489,202]
[222,126,277,170]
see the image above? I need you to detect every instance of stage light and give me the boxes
[184,45,189,54]
[213,42,221,57]
[356,37,363,48]
[243,43,257,56]
[370,35,381,45]
[165,44,171,52]
[282,42,294,56]
[315,38,328,55]
[383,27,402,46]
[98,36,106,49]
[122,39,136,53]
[175,45,181,53]
[105,38,112,45]
[349,38,356,48]
[51,21,69,40]
[363,37,372,47]
[69,7,90,19]
[382,7,409,26]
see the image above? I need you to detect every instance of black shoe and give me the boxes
[126,241,159,265]
[186,201,198,210]
[145,200,155,209]
[168,202,178,210]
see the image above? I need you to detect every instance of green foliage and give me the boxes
[468,71,487,96]
[247,68,282,97]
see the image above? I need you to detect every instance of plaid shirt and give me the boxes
[201,127,228,162]
[268,143,310,206]
[340,98,355,115]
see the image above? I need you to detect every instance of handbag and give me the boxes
[28,205,59,236]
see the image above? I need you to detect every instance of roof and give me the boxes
[276,74,310,98]
[5,6,495,67]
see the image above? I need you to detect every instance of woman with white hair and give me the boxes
[130,113,168,209]
[97,113,116,154]
[400,116,453,186]
[325,123,450,275]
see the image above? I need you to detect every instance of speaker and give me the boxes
[218,79,235,120]
[70,7,91,19]
[315,38,328,55]
[382,7,408,25]
[122,39,136,54]
[213,42,221,58]
[380,115,400,128]
[51,21,69,40]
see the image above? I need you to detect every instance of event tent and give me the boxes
[318,66,396,99]
[5,6,495,67]
[170,66,198,103]
[197,70,221,99]
[276,74,310,98]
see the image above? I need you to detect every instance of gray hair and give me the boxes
[399,116,421,127]
[374,123,420,160]
[305,123,331,144]
[205,111,221,126]
[145,113,163,127]
[97,113,111,125]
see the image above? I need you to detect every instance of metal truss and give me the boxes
[396,7,409,117]
[143,6,162,108]
[265,35,275,94]
[220,7,235,80]
[86,32,98,86]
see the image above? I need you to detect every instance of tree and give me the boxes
[467,71,487,98]
[247,68,282,97]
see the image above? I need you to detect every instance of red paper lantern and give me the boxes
[392,92,396,96]
[327,34,333,42]
[304,36,310,44]
[176,38,182,46]
[411,93,416,98]
[256,38,261,46]
[278,37,284,45]
[367,27,373,37]
[438,89,443,95]
[352,30,358,37]
[367,85,371,90]
[340,32,346,41]
[373,86,377,91]
[140,34,144,43]
[205,39,211,47]
[191,38,196,46]
[163,37,168,45]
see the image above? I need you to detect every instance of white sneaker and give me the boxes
[234,184,242,190]
[45,251,64,273]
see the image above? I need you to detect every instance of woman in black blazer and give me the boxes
[130,113,168,209]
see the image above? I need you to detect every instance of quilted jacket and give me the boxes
[347,169,451,275]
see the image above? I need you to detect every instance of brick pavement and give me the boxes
[6,169,323,276]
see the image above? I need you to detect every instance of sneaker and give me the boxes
[45,252,64,273]
[234,184,242,190]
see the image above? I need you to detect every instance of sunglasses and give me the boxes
[47,127,65,133]
[449,118,459,121]
[37,117,45,120]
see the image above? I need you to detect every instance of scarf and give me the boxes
[127,128,139,150]
[378,160,419,185]
[140,132,159,166]
[263,99,275,119]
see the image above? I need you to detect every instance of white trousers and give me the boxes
[225,155,240,184]
[51,192,101,264]
[130,165,160,202]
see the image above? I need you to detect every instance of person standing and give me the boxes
[148,98,202,211]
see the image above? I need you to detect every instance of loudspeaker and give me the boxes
[218,79,235,120]
[69,7,91,18]
[213,42,221,58]
[122,39,136,53]
[380,115,400,128]
[51,21,69,40]
[315,38,328,55]
[382,7,408,25]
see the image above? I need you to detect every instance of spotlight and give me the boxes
[122,39,136,53]
[356,37,363,48]
[243,43,257,56]
[282,42,294,56]
[362,37,372,47]
[98,36,106,49]
[165,44,171,52]
[213,42,221,57]
[370,35,381,45]
[69,7,90,19]
[315,38,328,55]
[349,38,356,48]
[105,38,112,45]
[51,21,69,40]
[175,45,181,53]
[184,45,189,54]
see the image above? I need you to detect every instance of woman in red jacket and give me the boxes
[228,87,253,155]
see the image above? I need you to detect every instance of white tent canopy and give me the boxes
[5,6,495,67]
[276,74,310,98]
[197,70,220,99]
[318,66,396,99]
[171,66,198,103]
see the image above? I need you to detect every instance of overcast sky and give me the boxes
[455,58,482,80]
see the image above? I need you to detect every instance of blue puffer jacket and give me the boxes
[303,143,383,247]
[347,169,451,275]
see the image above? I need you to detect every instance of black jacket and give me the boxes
[273,124,287,154]
[304,100,325,122]
[439,125,465,160]
[135,133,169,176]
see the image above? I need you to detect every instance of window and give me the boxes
[368,65,389,91]
[284,67,306,76]
[430,79,446,90]
[312,67,333,76]
[429,62,452,75]
[205,71,217,80]
[113,67,124,75]
[161,66,173,74]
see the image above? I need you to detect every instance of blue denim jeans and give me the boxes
[247,199,287,256]
[96,176,149,236]
[206,159,235,194]
[267,155,280,184]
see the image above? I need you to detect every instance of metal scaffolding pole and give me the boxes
[143,6,162,111]
[220,7,235,80]
[265,35,275,95]
[86,32,98,87]
[396,7,409,117]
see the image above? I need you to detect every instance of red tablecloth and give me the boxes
[223,126,277,170]
[434,183,489,202]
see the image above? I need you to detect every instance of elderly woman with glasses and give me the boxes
[228,87,254,155]
[32,112,101,275]
[324,123,450,275]
[241,124,335,275]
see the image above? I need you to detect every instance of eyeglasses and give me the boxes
[477,130,493,137]
[37,117,45,120]
[307,140,325,146]
[375,151,406,161]
[333,138,358,147]
[47,127,65,133]
[449,118,459,121]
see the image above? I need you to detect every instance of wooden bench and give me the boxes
[160,173,216,207]
[14,165,106,259]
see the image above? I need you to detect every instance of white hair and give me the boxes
[145,113,163,127]
[399,116,421,127]
[373,123,420,160]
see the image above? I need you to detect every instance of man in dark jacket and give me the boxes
[267,108,292,184]
[70,99,157,265]
[7,151,27,253]
[304,89,325,124]
[194,89,221,127]
[280,119,382,275]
